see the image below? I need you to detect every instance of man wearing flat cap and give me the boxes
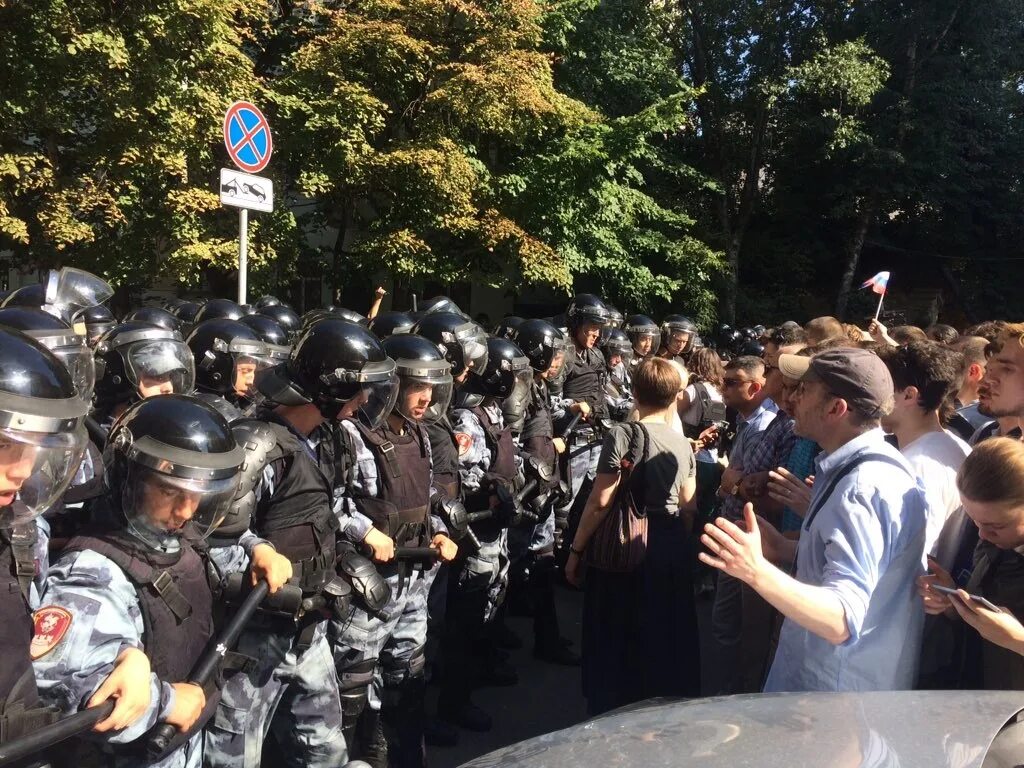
[699,348,930,691]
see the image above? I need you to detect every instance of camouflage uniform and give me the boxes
[33,530,256,768]
[331,419,444,767]
[204,439,347,768]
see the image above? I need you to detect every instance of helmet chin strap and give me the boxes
[125,510,182,553]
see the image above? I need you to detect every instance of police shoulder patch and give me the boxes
[30,606,73,659]
[455,432,473,456]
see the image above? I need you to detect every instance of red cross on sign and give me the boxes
[223,101,273,174]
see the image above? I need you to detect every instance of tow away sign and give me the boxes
[220,168,273,213]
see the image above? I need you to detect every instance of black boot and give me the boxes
[356,708,388,768]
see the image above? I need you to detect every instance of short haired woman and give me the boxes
[566,357,700,714]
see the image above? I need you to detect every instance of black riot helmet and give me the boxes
[418,296,468,319]
[256,318,398,428]
[4,267,113,327]
[739,339,765,357]
[493,316,524,341]
[193,298,244,324]
[624,314,661,358]
[509,319,568,376]
[93,323,195,415]
[0,307,95,404]
[186,319,270,400]
[459,337,532,409]
[240,304,257,316]
[173,300,202,324]
[255,295,281,310]
[124,306,181,334]
[257,304,301,341]
[381,334,453,424]
[599,328,634,368]
[104,394,245,538]
[661,314,698,355]
[79,304,117,347]
[565,294,611,330]
[605,304,624,329]
[0,327,89,528]
[326,306,368,326]
[368,310,416,340]
[411,311,490,379]
[239,314,290,361]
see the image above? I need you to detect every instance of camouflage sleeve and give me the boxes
[422,436,448,535]
[334,420,378,543]
[34,550,174,745]
[32,517,49,607]
[452,409,490,493]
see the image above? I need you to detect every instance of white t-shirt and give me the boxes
[901,429,971,554]
[682,381,724,463]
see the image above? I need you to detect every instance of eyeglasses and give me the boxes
[723,377,746,388]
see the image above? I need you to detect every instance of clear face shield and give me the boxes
[627,329,661,357]
[502,356,534,422]
[446,324,489,375]
[604,341,635,369]
[543,336,571,386]
[49,338,96,404]
[43,268,114,326]
[124,464,239,538]
[0,426,87,528]
[126,340,196,398]
[395,361,453,424]
[225,339,272,399]
[330,359,400,430]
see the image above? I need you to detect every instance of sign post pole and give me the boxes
[238,208,249,305]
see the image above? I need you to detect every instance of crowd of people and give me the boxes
[0,267,1022,768]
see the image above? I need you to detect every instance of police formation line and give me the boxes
[0,269,715,768]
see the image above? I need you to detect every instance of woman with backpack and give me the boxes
[565,358,700,715]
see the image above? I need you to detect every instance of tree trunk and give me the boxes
[722,236,740,324]
[834,197,876,319]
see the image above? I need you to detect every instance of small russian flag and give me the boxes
[860,271,890,296]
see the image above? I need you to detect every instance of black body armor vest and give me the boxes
[463,406,518,517]
[561,346,608,422]
[424,417,461,501]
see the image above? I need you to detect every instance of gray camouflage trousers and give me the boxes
[330,566,437,706]
[203,623,346,768]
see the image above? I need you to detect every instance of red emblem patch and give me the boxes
[30,606,73,659]
[455,432,473,456]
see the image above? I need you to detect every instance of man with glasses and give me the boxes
[710,355,777,693]
[700,348,928,692]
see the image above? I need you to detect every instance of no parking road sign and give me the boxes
[223,101,273,173]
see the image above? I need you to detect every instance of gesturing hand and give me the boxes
[698,503,767,586]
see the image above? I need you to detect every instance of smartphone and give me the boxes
[928,584,1003,613]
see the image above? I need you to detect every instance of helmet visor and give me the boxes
[124,464,239,538]
[233,352,272,399]
[604,341,634,367]
[52,342,96,403]
[125,340,196,398]
[458,327,489,375]
[0,425,87,528]
[397,375,453,424]
[627,329,661,356]
[45,267,114,324]
[334,376,400,431]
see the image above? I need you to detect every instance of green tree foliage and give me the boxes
[0,0,295,291]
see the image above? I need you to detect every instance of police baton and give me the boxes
[561,411,583,438]
[0,701,116,766]
[393,546,442,563]
[510,412,581,510]
[146,579,271,757]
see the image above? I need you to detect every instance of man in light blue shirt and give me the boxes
[700,348,929,691]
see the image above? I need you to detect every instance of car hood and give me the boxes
[461,691,1024,768]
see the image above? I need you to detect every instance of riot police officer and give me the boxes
[256,304,301,342]
[0,327,175,763]
[186,319,270,417]
[92,322,196,428]
[205,318,385,768]
[192,298,244,324]
[438,337,532,733]
[124,307,182,334]
[623,314,661,367]
[238,314,291,362]
[367,310,416,340]
[79,304,117,347]
[506,319,579,665]
[551,294,611,543]
[34,395,292,768]
[600,327,635,421]
[658,314,698,363]
[333,333,458,768]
